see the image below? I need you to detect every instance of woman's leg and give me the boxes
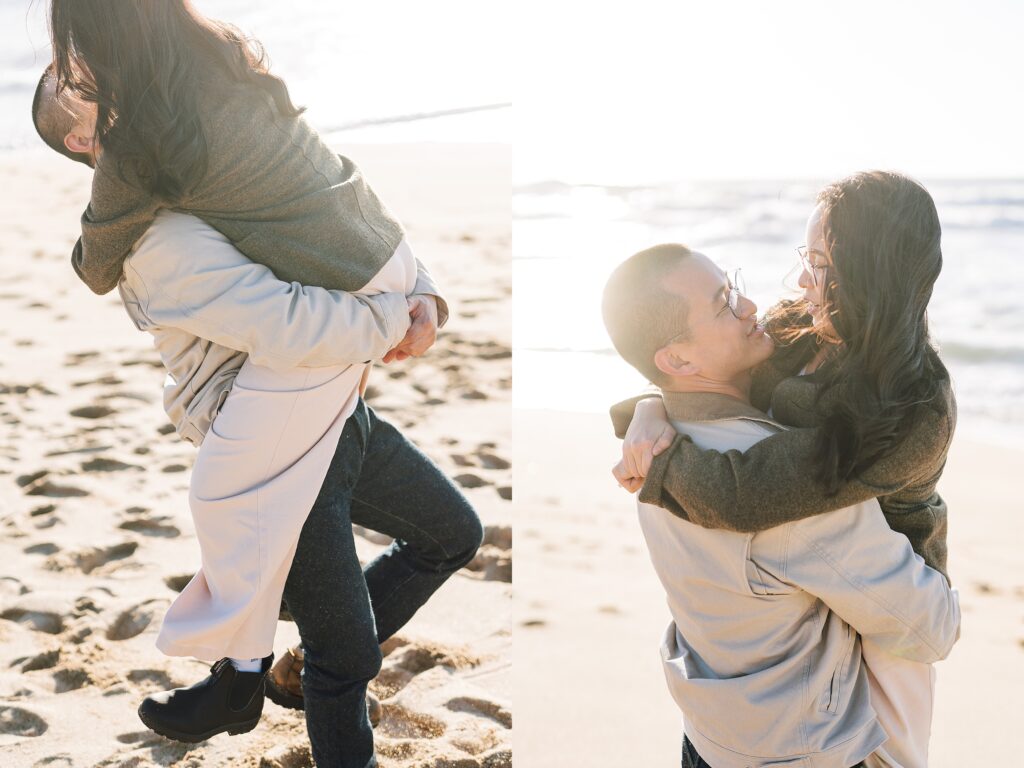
[282,408,380,768]
[350,404,484,642]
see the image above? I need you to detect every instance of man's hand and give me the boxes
[612,460,645,493]
[383,294,439,364]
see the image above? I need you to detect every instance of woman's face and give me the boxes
[799,203,836,338]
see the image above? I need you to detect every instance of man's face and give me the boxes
[656,252,775,382]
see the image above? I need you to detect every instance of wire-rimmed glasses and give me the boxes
[796,246,828,288]
[660,268,745,349]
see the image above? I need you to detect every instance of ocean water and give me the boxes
[514,178,1024,447]
[0,0,510,150]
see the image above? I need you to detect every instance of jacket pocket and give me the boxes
[820,624,856,715]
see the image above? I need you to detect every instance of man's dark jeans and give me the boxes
[282,399,483,768]
[682,735,868,768]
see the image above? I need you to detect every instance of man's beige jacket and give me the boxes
[116,210,446,447]
[637,391,960,768]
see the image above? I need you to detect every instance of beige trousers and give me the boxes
[155,358,364,662]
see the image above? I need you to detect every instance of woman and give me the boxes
[613,170,955,768]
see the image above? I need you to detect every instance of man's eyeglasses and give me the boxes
[719,268,746,320]
[660,268,746,349]
[796,246,828,288]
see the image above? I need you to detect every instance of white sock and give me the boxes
[229,656,262,673]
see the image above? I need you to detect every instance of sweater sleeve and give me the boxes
[72,158,161,296]
[637,403,953,534]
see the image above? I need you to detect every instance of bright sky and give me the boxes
[515,0,1024,184]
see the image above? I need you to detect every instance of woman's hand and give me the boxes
[614,397,674,491]
[383,295,439,363]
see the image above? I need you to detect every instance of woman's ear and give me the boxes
[654,345,698,379]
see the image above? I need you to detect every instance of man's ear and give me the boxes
[654,345,698,379]
[63,130,95,155]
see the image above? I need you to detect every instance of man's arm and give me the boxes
[124,213,412,371]
[786,502,960,663]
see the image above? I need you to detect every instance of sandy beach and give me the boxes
[0,143,511,768]
[513,408,1024,767]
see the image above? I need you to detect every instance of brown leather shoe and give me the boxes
[265,644,382,726]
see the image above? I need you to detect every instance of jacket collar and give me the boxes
[661,390,782,430]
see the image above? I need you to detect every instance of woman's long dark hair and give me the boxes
[768,171,945,493]
[48,0,303,203]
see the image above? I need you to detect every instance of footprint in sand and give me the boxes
[19,650,61,672]
[373,639,482,700]
[0,607,64,635]
[47,541,138,574]
[0,705,48,737]
[463,526,512,583]
[107,599,167,640]
[258,743,315,768]
[118,516,180,538]
[454,473,491,490]
[16,470,49,488]
[69,404,116,419]
[163,573,193,593]
[475,451,510,470]
[24,479,90,498]
[377,705,447,739]
[71,374,123,388]
[64,351,100,366]
[465,546,511,583]
[126,668,177,692]
[23,543,60,556]
[81,457,144,473]
[445,697,512,730]
[32,755,72,767]
[115,730,164,746]
[53,668,92,693]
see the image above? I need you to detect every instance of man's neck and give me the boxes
[660,370,752,404]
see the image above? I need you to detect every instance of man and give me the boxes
[34,70,482,768]
[601,244,960,768]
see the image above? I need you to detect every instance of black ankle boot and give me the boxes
[137,653,274,743]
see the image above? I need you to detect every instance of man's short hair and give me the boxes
[31,65,92,166]
[602,243,694,384]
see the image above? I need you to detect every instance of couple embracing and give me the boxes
[34,2,483,767]
[602,171,961,768]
